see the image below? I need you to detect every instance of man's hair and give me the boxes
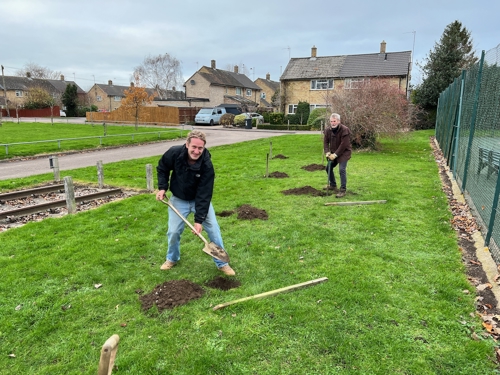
[330,113,341,121]
[186,130,206,145]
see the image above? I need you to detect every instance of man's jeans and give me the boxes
[166,195,227,268]
[326,160,348,189]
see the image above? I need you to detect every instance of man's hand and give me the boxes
[156,189,166,201]
[325,152,331,158]
[328,153,337,161]
[193,223,202,235]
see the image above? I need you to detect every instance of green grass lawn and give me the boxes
[0,130,498,374]
[0,122,188,160]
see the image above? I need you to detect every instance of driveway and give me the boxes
[0,127,308,180]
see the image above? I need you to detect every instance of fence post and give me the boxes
[97,160,104,188]
[49,155,60,182]
[485,170,500,247]
[452,70,467,180]
[64,176,77,214]
[146,164,154,192]
[462,50,485,191]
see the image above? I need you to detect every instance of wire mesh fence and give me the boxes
[436,43,500,263]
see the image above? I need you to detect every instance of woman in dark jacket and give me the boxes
[323,113,352,198]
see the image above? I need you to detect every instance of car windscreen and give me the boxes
[225,108,242,115]
[198,108,212,114]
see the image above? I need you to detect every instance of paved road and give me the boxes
[0,127,301,180]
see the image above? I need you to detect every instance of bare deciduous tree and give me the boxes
[132,53,183,99]
[16,62,62,79]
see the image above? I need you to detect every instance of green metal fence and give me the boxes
[435,44,500,262]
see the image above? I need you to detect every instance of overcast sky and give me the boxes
[1,0,498,91]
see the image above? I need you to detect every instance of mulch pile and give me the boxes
[302,164,325,172]
[268,171,289,178]
[281,186,327,197]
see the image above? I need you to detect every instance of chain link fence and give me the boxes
[436,43,500,263]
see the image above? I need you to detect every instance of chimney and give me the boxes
[60,74,64,81]
[266,73,270,80]
[234,65,239,74]
[26,72,31,78]
[172,86,176,91]
[108,80,113,85]
[130,82,134,87]
[211,60,216,69]
[311,45,317,58]
[380,40,386,54]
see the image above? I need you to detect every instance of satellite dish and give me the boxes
[190,80,195,85]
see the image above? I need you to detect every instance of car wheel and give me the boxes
[210,120,214,126]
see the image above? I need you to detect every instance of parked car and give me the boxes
[195,107,227,125]
[243,112,264,124]
[59,110,66,117]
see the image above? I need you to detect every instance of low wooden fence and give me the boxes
[1,106,61,118]
[86,106,201,125]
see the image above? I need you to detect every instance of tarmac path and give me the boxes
[0,127,299,180]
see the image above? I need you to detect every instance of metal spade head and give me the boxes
[203,242,230,263]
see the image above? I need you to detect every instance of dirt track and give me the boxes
[0,127,305,180]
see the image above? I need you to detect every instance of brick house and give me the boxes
[280,42,412,114]
[0,74,85,109]
[254,73,279,111]
[184,60,261,110]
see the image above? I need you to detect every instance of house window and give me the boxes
[344,78,368,89]
[310,79,334,90]
[288,104,298,114]
[114,96,121,101]
[236,87,242,95]
[310,104,328,111]
[261,92,266,99]
[96,95,102,102]
[246,89,252,96]
[15,90,23,97]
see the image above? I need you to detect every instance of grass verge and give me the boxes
[0,130,498,374]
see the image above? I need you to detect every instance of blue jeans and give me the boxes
[166,195,227,268]
[326,160,348,189]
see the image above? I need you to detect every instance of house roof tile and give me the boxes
[197,67,261,90]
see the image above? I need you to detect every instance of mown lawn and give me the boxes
[0,122,188,160]
[0,130,498,374]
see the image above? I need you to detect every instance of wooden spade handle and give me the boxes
[160,199,209,245]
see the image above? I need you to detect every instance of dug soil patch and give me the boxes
[268,171,289,178]
[272,154,288,159]
[282,186,327,197]
[302,164,325,172]
[217,210,235,217]
[237,204,268,220]
[139,279,205,312]
[205,276,241,291]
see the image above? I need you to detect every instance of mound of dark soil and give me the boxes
[217,210,235,217]
[268,171,289,178]
[139,279,205,312]
[272,154,288,159]
[237,204,268,220]
[205,276,241,291]
[282,186,327,196]
[302,164,325,171]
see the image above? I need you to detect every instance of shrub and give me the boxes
[284,114,299,125]
[308,108,329,129]
[295,101,310,124]
[234,114,246,126]
[270,113,284,125]
[220,113,235,127]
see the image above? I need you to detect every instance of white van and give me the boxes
[194,107,226,126]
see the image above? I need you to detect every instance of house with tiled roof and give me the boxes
[280,42,412,114]
[254,73,280,111]
[184,61,262,110]
[0,74,85,109]
[87,80,188,112]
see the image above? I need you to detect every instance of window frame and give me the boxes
[344,78,368,89]
[235,87,242,95]
[15,90,23,97]
[246,89,252,97]
[288,104,298,114]
[113,96,121,102]
[310,79,334,90]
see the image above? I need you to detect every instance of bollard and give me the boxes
[97,160,104,188]
[49,155,60,182]
[146,164,154,192]
[64,176,76,214]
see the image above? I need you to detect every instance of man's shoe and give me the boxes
[218,265,235,276]
[323,185,338,192]
[335,189,346,198]
[160,260,177,270]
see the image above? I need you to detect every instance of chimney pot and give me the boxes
[380,40,386,54]
[26,72,31,78]
[172,86,176,91]
[266,73,270,80]
[130,82,134,87]
[311,45,317,58]
[60,74,64,81]
[234,65,239,74]
[211,60,216,69]
[108,80,113,85]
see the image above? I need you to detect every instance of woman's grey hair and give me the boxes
[330,113,341,121]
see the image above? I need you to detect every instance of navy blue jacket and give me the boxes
[157,145,215,224]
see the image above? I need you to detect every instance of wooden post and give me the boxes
[213,277,328,311]
[64,176,76,214]
[269,141,272,160]
[265,153,269,177]
[98,334,120,375]
[97,160,104,188]
[146,164,153,192]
